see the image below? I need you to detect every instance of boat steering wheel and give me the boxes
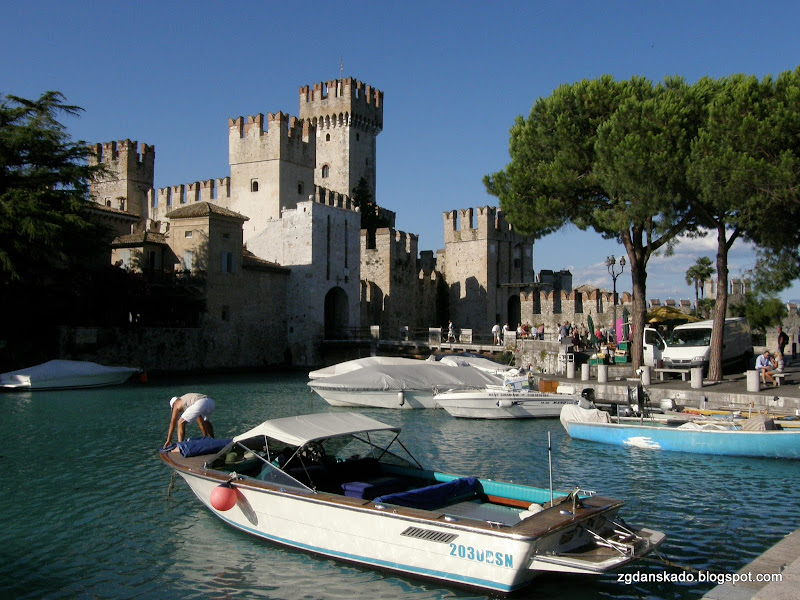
[300,441,326,463]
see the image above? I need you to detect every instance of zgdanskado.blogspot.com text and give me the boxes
[618,570,783,585]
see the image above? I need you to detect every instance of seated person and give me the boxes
[755,350,775,386]
[772,351,785,374]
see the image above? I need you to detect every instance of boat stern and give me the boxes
[528,518,665,575]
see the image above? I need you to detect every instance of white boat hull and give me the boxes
[435,389,580,419]
[312,387,437,409]
[176,471,659,593]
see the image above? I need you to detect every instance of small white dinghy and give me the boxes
[0,359,141,391]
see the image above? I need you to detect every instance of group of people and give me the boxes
[755,325,792,387]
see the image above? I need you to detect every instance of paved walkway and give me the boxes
[702,528,800,600]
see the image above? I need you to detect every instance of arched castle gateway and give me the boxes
[85,75,680,370]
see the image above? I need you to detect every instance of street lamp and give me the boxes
[606,255,626,343]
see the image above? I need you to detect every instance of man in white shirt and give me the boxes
[163,393,216,448]
[755,351,775,386]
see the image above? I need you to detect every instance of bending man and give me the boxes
[164,393,216,448]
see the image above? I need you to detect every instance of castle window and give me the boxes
[251,179,259,192]
[105,199,111,207]
[356,133,360,141]
[221,305,230,321]
[325,133,330,142]
[297,181,304,195]
[322,165,330,178]
[222,232,230,240]
[222,252,235,274]
[185,231,193,238]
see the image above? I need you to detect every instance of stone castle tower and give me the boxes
[299,78,383,200]
[226,112,316,242]
[442,207,535,333]
[88,140,155,223]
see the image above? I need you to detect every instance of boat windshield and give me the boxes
[669,328,711,347]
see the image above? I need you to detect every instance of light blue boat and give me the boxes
[560,406,800,460]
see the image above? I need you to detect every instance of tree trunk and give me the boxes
[622,251,648,370]
[708,225,730,381]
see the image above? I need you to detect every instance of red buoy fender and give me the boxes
[210,483,238,511]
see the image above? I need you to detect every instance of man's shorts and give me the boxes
[181,396,215,422]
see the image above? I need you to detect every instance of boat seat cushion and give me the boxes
[374,477,482,510]
[341,476,407,500]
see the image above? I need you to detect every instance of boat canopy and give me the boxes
[307,364,501,392]
[233,412,400,446]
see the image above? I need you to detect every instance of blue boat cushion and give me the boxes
[341,477,407,500]
[374,477,482,510]
[160,437,232,457]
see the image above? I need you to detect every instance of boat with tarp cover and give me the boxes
[0,359,141,391]
[160,412,665,593]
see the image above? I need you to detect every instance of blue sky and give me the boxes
[3,1,799,302]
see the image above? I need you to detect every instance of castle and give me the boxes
[85,76,703,371]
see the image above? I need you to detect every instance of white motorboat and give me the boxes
[0,359,141,391]
[307,363,502,409]
[159,412,665,593]
[434,375,593,419]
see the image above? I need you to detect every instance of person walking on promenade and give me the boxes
[777,326,789,356]
[163,393,216,448]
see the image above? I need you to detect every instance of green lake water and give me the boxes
[1,371,798,599]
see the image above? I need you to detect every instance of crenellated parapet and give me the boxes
[310,185,355,211]
[299,77,383,133]
[156,177,231,208]
[362,227,418,259]
[443,206,534,244]
[89,139,155,177]
[228,112,315,168]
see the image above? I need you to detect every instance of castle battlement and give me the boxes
[156,177,231,209]
[89,139,155,171]
[299,77,383,131]
[228,112,315,167]
[443,206,529,243]
[310,185,355,211]
[363,227,418,257]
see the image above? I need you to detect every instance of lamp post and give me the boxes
[606,255,626,343]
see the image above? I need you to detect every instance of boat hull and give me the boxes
[173,469,658,593]
[312,387,437,409]
[435,390,579,419]
[565,421,800,459]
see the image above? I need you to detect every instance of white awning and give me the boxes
[233,412,400,446]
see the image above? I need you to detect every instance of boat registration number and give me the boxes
[449,543,513,568]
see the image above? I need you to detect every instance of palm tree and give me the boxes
[685,257,715,316]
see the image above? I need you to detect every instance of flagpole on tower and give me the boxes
[340,57,343,78]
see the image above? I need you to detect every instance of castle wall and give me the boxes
[360,227,430,331]
[248,200,360,366]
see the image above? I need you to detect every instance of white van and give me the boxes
[643,317,753,374]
